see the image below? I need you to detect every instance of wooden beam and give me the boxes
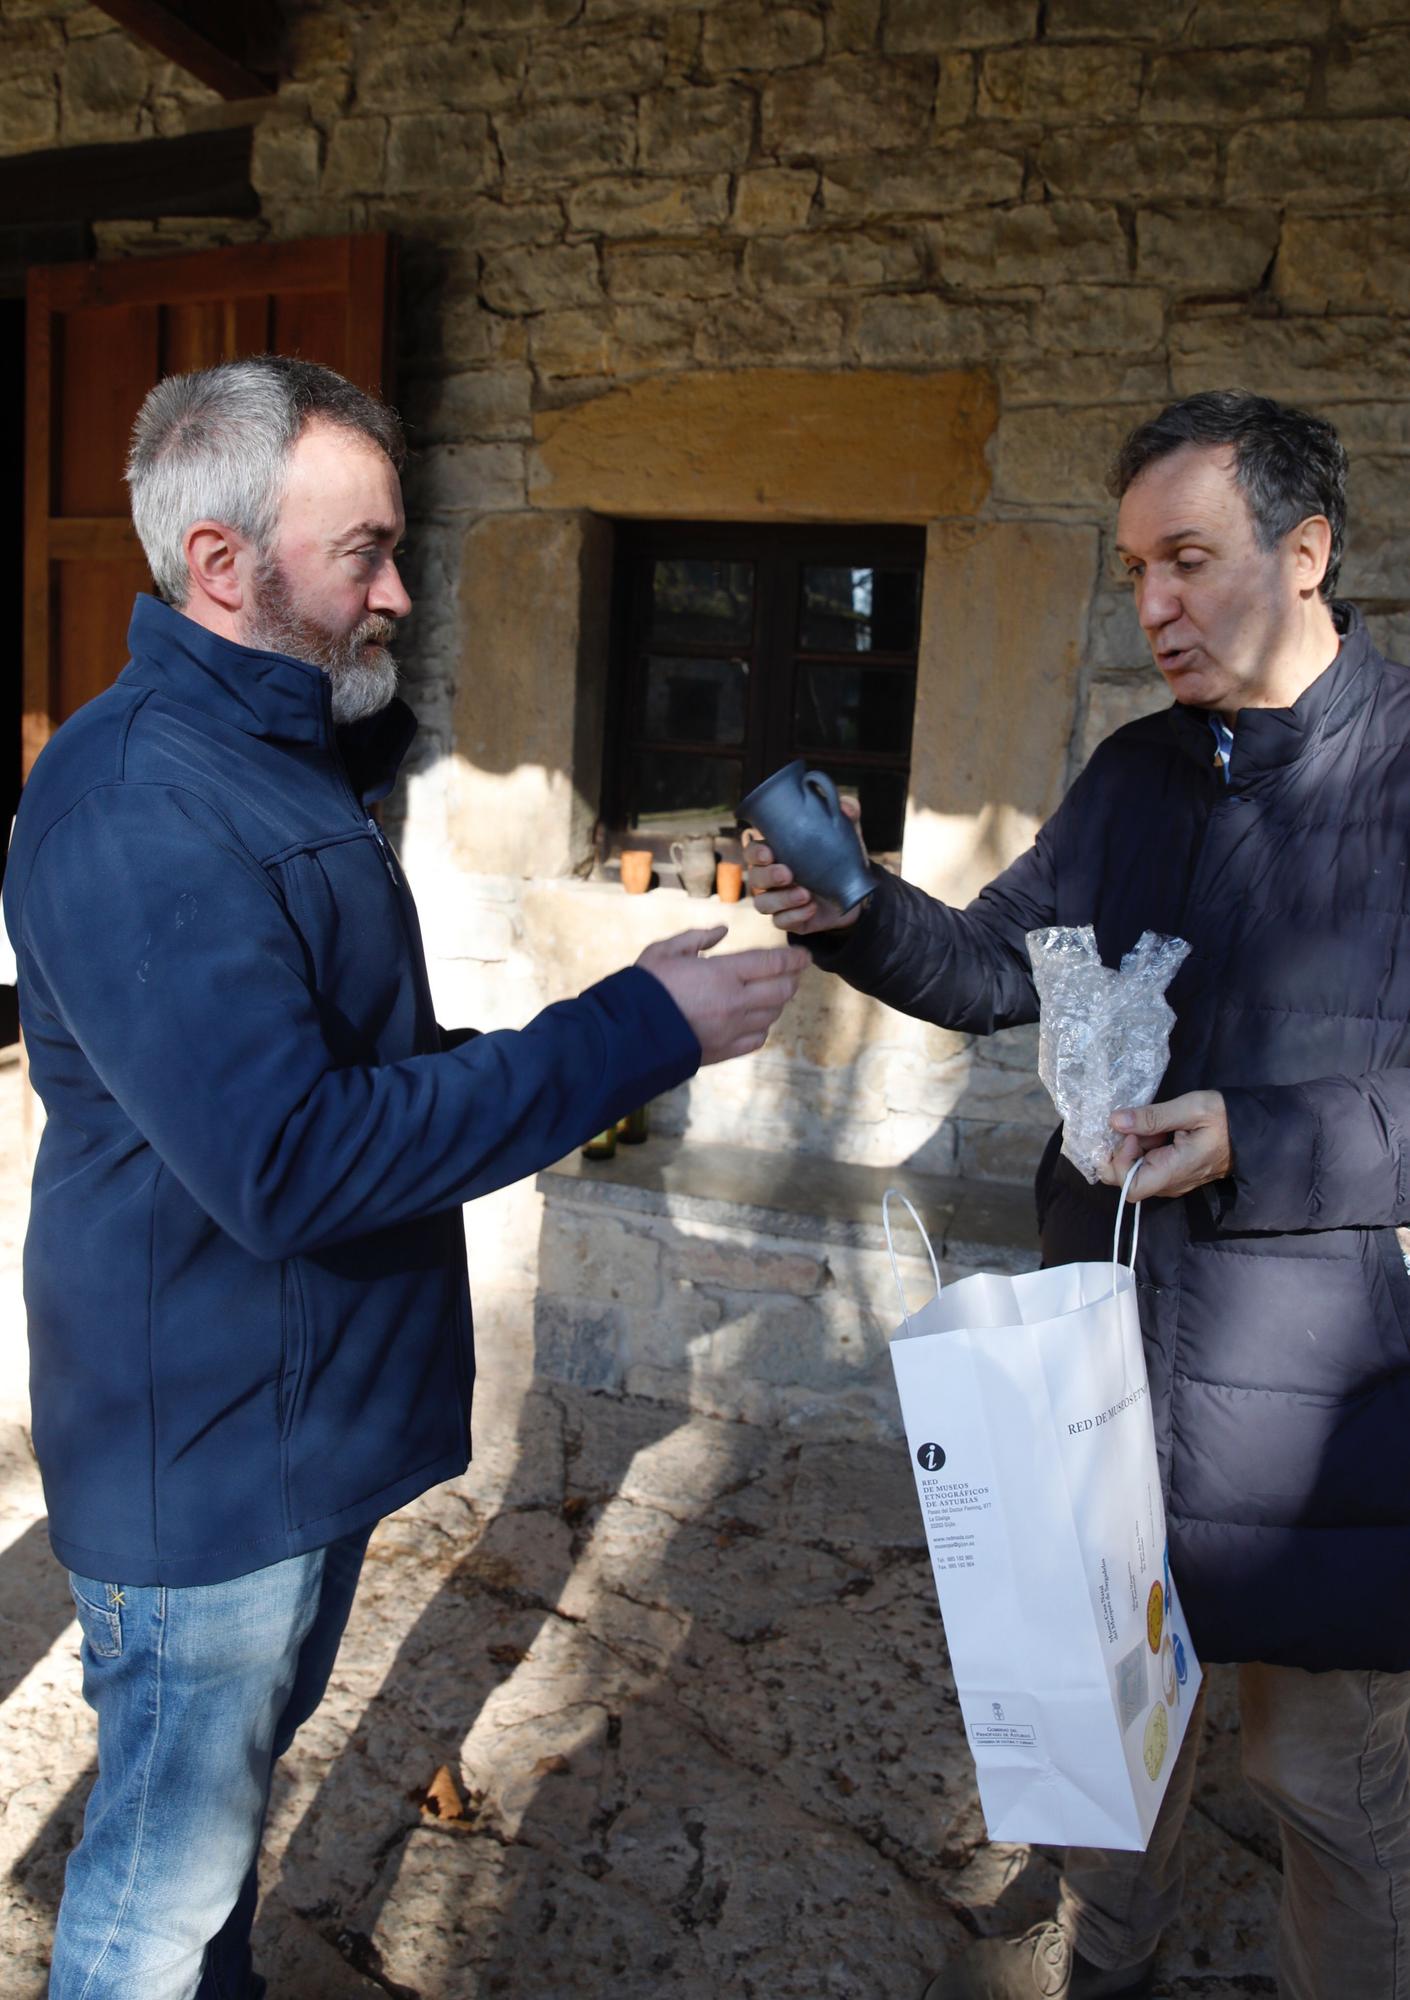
[0,223,93,300]
[88,0,274,100]
[0,127,257,230]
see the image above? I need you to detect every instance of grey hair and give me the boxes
[125,355,406,606]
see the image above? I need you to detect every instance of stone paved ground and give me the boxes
[0,1055,1278,1998]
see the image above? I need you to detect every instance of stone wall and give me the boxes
[7,0,1410,1218]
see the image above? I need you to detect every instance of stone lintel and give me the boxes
[529,367,997,521]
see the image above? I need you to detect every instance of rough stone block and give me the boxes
[463,0,579,23]
[1318,401,1410,453]
[929,201,1129,287]
[997,356,1170,408]
[1343,0,1410,21]
[905,520,1098,907]
[885,0,1039,47]
[935,50,977,126]
[322,117,386,196]
[826,0,882,51]
[1186,0,1332,36]
[0,73,57,152]
[532,1296,628,1390]
[1035,284,1164,355]
[61,33,147,141]
[450,511,612,877]
[1135,205,1280,293]
[692,295,846,366]
[996,401,1156,510]
[523,26,668,100]
[413,367,534,444]
[251,116,322,197]
[856,293,1034,366]
[761,57,935,158]
[672,1234,831,1297]
[956,1118,1049,1182]
[1368,611,1410,660]
[528,308,611,379]
[743,228,924,292]
[731,167,818,233]
[409,440,526,515]
[482,242,602,314]
[4,17,62,72]
[610,298,703,373]
[566,173,731,236]
[539,1213,663,1308]
[702,3,825,71]
[1340,523,1410,599]
[1275,212,1410,313]
[1088,587,1149,670]
[822,137,1025,214]
[531,367,996,520]
[979,45,1142,122]
[361,36,525,110]
[1170,312,1410,399]
[499,96,636,185]
[1345,452,1410,524]
[1142,47,1312,122]
[1227,120,1410,205]
[387,112,496,193]
[604,241,739,301]
[1038,125,1218,199]
[639,83,754,172]
[1326,31,1410,114]
[366,0,462,41]
[1044,0,1187,34]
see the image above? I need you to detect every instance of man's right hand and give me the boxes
[636,927,807,1065]
[743,796,866,936]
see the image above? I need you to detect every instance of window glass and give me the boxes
[799,566,919,654]
[794,663,915,758]
[642,655,748,747]
[649,559,754,647]
[628,749,741,832]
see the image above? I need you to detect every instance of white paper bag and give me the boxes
[884,1169,1201,1851]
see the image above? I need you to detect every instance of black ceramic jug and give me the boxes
[738,760,874,914]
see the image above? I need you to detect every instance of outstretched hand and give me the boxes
[1099,1089,1231,1200]
[637,926,808,1065]
[743,796,866,936]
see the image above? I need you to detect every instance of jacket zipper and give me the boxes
[366,814,399,886]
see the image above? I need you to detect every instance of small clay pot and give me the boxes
[716,860,743,903]
[620,849,653,894]
[670,835,717,898]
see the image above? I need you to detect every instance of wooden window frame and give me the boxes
[602,519,926,860]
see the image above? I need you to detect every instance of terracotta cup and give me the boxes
[716,860,743,903]
[620,849,653,894]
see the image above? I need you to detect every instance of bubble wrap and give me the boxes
[1027,926,1191,1184]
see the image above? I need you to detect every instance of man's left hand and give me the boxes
[1100,1090,1231,1199]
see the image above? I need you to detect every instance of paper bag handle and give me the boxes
[882,1188,942,1331]
[1111,1158,1143,1292]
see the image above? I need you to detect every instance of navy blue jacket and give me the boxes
[4,596,700,1587]
[816,607,1410,1670]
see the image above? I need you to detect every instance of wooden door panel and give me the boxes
[24,232,393,777]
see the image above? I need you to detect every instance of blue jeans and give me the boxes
[50,1530,370,2000]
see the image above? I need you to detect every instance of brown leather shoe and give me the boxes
[920,1923,1156,2000]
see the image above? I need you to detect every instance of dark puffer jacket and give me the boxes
[815,606,1410,1671]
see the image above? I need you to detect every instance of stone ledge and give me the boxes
[539,1135,1037,1265]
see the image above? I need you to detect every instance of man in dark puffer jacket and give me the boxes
[748,392,1410,2000]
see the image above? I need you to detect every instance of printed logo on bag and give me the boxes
[916,1442,947,1472]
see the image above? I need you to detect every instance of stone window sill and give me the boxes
[538,1136,1037,1270]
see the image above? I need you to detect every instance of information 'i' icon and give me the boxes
[916,1442,946,1472]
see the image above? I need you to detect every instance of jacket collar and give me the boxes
[1163,601,1375,783]
[120,593,417,802]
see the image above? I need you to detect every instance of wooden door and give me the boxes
[22,233,394,778]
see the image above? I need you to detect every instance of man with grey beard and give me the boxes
[3,355,805,1998]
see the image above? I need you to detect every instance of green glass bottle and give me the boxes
[616,1103,650,1145]
[581,1126,618,1160]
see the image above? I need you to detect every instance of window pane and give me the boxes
[799,566,920,653]
[808,763,909,853]
[628,749,741,832]
[793,663,915,757]
[649,558,755,646]
[642,655,747,746]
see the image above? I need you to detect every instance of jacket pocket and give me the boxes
[278,1259,309,1443]
[68,1576,123,1658]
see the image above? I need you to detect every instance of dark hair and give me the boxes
[1110,390,1347,601]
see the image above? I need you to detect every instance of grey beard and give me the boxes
[245,555,400,726]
